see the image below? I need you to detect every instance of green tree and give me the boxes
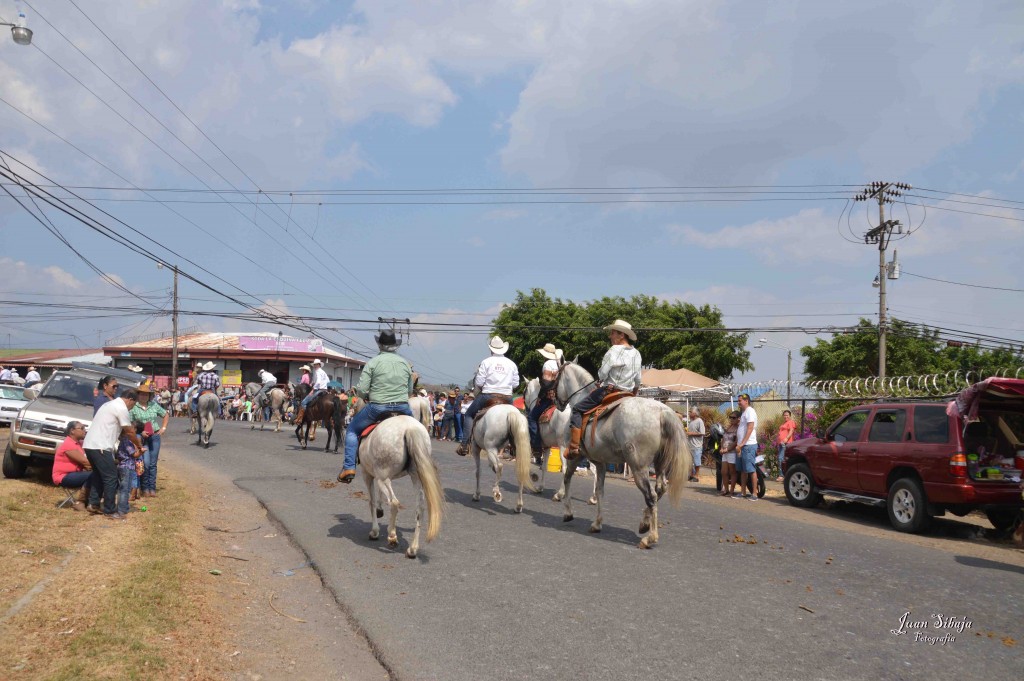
[801,318,1024,381]
[490,289,752,380]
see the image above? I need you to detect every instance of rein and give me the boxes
[554,364,596,410]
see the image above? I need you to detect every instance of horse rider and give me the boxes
[565,319,642,460]
[456,336,520,455]
[293,358,328,424]
[24,366,42,387]
[0,365,11,384]
[192,361,222,415]
[183,361,205,409]
[528,343,563,465]
[254,369,276,408]
[338,329,414,484]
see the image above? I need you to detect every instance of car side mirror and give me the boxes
[24,387,39,400]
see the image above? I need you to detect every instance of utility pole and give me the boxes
[171,265,179,390]
[854,181,910,381]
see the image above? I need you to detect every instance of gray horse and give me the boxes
[244,382,286,432]
[553,362,691,548]
[465,404,535,513]
[357,415,444,559]
[197,391,219,448]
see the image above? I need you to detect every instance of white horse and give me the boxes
[465,404,535,513]
[357,415,444,559]
[197,392,219,448]
[553,362,691,548]
[409,395,432,430]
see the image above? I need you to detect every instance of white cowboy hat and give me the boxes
[537,343,561,361]
[127,364,143,373]
[201,361,216,371]
[27,366,36,371]
[488,336,509,355]
[603,319,637,341]
[299,365,311,372]
[312,359,323,365]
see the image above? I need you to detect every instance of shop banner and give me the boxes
[222,369,243,386]
[239,335,324,353]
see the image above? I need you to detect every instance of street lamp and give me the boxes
[1,9,32,45]
[754,337,792,407]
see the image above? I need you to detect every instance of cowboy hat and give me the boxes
[488,336,509,355]
[312,359,323,365]
[537,343,562,361]
[137,380,154,394]
[299,365,311,372]
[201,361,216,371]
[375,329,401,348]
[603,319,637,341]
[127,364,143,373]
[27,366,36,371]
[448,391,456,398]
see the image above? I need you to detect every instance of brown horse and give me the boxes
[294,391,345,452]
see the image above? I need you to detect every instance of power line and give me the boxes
[903,271,1024,293]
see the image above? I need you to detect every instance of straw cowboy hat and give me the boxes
[137,380,154,394]
[201,361,216,371]
[488,336,509,355]
[299,365,311,372]
[603,319,637,342]
[537,343,563,361]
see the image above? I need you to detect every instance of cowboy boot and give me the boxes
[293,406,305,424]
[71,486,88,511]
[565,427,582,460]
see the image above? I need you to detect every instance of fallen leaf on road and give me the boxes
[319,480,338,489]
[805,585,813,592]
[835,589,845,596]
[1002,636,1016,647]
[799,605,815,614]
[209,569,222,576]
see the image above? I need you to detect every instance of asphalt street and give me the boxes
[169,420,1024,681]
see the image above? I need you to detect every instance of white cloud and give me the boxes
[0,258,84,293]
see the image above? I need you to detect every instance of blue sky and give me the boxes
[0,0,1022,386]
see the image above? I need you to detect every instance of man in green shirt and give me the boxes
[339,330,414,484]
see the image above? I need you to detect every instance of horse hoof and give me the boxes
[471,495,480,502]
[514,504,523,514]
[552,492,563,502]
[588,496,598,505]
[534,486,544,495]
[562,514,574,523]
[494,492,502,503]
[589,525,602,533]
[388,537,399,547]
[405,548,417,559]
[638,539,654,550]
[368,532,379,541]
[639,522,651,534]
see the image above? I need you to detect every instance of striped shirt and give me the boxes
[196,371,220,392]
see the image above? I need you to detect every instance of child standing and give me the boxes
[116,421,146,515]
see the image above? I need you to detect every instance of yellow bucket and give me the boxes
[546,447,562,473]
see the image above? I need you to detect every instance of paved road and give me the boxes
[168,420,1023,681]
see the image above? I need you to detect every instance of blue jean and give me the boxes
[461,394,513,443]
[738,444,757,473]
[301,389,323,408]
[58,470,91,488]
[116,466,134,515]
[528,397,553,451]
[777,443,787,474]
[344,402,413,472]
[85,448,118,514]
[454,413,464,441]
[142,434,161,492]
[440,414,454,439]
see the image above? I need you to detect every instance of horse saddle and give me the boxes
[359,411,401,441]
[580,391,632,446]
[538,405,557,424]
[474,394,513,421]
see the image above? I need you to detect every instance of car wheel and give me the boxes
[784,463,821,508]
[3,441,29,479]
[887,478,930,533]
[985,508,1021,532]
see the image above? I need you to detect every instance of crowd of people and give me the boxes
[0,364,43,387]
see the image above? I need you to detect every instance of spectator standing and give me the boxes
[685,407,705,482]
[735,393,758,500]
[129,381,168,498]
[776,409,797,481]
[441,391,455,440]
[83,388,141,519]
[720,411,739,496]
[451,387,464,441]
[433,393,446,438]
[24,366,41,387]
[52,421,92,511]
[93,375,118,415]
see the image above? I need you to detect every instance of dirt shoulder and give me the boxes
[0,431,389,680]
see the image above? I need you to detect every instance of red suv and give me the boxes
[782,380,1024,533]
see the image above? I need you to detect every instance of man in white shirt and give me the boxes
[83,388,143,518]
[254,369,276,412]
[528,343,563,463]
[294,359,329,424]
[24,366,41,386]
[685,407,706,482]
[0,365,11,384]
[735,393,759,500]
[457,336,520,454]
[566,320,642,459]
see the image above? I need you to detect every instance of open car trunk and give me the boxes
[950,379,1024,483]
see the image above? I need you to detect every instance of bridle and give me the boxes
[553,362,596,410]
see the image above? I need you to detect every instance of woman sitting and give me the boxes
[52,421,92,511]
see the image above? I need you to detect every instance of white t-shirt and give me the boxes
[737,406,758,447]
[474,355,520,395]
[83,398,132,451]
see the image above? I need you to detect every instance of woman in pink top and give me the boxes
[52,421,92,510]
[299,365,312,386]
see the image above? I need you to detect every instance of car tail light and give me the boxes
[949,453,968,479]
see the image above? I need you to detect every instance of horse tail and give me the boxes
[508,409,536,493]
[416,398,431,430]
[405,424,444,542]
[661,409,691,509]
